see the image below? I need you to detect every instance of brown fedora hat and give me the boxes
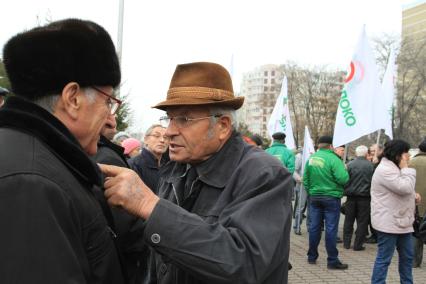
[153,62,244,110]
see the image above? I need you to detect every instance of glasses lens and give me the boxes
[159,116,170,127]
[174,116,188,128]
[110,102,118,115]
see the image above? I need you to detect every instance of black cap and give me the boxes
[272,132,286,140]
[318,135,333,144]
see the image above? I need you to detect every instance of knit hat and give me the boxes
[121,138,141,155]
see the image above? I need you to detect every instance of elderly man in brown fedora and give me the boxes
[100,62,293,284]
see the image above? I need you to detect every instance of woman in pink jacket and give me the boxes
[371,139,418,284]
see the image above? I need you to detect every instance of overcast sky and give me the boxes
[0,0,418,132]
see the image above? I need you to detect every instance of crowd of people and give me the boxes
[0,18,425,284]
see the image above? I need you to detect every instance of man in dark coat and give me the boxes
[343,145,374,251]
[129,124,169,192]
[0,19,125,283]
[93,115,146,284]
[100,62,293,283]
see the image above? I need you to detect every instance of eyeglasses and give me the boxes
[91,86,122,115]
[146,133,170,141]
[159,114,222,128]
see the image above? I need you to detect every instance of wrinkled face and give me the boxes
[164,106,223,164]
[101,114,117,141]
[144,126,169,156]
[334,146,345,158]
[77,86,114,155]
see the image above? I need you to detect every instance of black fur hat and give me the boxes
[3,18,120,100]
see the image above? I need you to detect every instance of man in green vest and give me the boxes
[266,132,295,174]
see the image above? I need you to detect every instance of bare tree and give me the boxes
[373,34,426,144]
[282,63,344,145]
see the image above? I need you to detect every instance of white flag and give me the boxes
[377,49,396,139]
[333,26,382,147]
[267,76,296,149]
[301,126,315,175]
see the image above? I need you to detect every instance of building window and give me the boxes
[271,70,275,76]
[264,78,268,84]
[264,86,268,91]
[271,86,275,92]
[271,78,275,84]
[264,71,268,76]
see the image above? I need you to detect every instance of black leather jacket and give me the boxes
[344,157,375,197]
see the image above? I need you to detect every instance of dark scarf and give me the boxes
[0,96,102,187]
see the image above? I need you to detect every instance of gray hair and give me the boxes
[355,145,368,157]
[208,106,237,129]
[144,124,165,137]
[206,106,237,138]
[32,87,97,113]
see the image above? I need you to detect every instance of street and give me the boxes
[288,214,426,283]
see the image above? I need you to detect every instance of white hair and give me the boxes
[33,87,97,113]
[355,145,368,157]
[208,106,237,129]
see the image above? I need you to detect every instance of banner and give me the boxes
[333,26,382,147]
[267,76,296,149]
[301,125,315,175]
[377,49,396,139]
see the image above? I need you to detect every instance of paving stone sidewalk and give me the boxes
[288,215,426,283]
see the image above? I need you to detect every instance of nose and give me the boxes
[165,122,178,138]
[105,113,117,128]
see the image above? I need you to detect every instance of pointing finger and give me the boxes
[98,163,126,177]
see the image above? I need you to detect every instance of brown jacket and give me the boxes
[409,152,426,216]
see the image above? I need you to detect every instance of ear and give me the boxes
[57,82,83,120]
[217,115,232,140]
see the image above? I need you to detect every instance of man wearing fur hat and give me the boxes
[0,19,125,283]
[100,62,293,283]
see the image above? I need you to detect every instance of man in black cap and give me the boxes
[303,135,349,270]
[0,86,8,107]
[0,19,125,283]
[266,132,295,173]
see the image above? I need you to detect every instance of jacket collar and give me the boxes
[271,141,287,148]
[98,135,129,167]
[141,148,161,169]
[0,96,102,186]
[415,152,426,158]
[166,132,245,189]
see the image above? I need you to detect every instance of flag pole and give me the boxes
[343,143,349,163]
[375,129,381,147]
[117,0,124,65]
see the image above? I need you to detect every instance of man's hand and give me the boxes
[99,164,160,219]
